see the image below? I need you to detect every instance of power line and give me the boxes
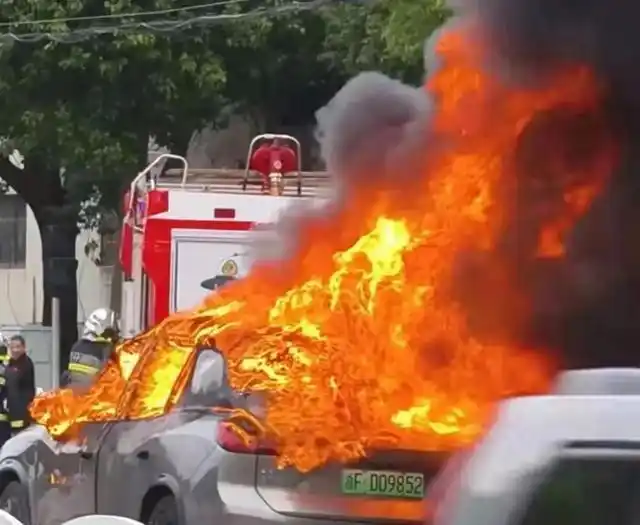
[0,0,248,28]
[0,0,334,44]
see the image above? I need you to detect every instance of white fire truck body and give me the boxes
[119,134,331,337]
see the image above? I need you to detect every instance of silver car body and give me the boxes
[0,348,442,525]
[430,368,640,525]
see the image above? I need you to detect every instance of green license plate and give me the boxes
[341,469,425,499]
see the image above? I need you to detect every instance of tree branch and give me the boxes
[0,155,64,213]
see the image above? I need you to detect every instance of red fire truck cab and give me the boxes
[119,134,332,337]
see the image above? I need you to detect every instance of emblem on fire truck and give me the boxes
[200,257,240,291]
[220,259,239,277]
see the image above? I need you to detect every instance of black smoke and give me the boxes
[460,0,640,112]
[449,0,640,368]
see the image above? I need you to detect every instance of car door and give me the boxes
[96,415,181,518]
[35,422,108,525]
[97,348,231,521]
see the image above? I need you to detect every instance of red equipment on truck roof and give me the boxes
[249,136,298,193]
[119,134,332,337]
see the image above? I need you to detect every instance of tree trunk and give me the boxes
[37,213,79,376]
[0,158,80,378]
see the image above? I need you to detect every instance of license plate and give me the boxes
[341,469,425,499]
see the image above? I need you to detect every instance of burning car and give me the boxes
[0,347,447,525]
[12,0,640,520]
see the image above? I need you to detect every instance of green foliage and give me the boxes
[0,0,449,223]
[323,0,450,84]
[219,0,347,128]
[0,0,228,217]
[217,0,450,131]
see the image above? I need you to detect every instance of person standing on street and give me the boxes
[0,334,12,447]
[5,335,35,434]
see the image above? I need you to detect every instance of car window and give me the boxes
[181,349,233,408]
[518,456,640,525]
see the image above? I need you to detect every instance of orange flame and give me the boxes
[31,29,617,472]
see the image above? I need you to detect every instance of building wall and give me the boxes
[0,195,111,327]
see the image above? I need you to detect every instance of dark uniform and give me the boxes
[64,307,119,388]
[0,346,11,446]
[61,337,113,387]
[5,352,35,434]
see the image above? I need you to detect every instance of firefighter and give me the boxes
[5,334,35,435]
[61,308,120,387]
[0,333,11,446]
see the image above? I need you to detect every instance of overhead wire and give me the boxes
[0,0,334,44]
[0,0,249,28]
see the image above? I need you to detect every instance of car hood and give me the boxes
[0,425,48,459]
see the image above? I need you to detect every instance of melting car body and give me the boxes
[0,347,447,525]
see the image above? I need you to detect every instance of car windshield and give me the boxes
[519,455,640,525]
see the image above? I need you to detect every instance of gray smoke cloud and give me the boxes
[250,72,432,265]
[315,71,430,195]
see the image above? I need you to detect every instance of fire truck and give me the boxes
[118,134,332,337]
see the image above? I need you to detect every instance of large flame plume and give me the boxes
[31,21,618,472]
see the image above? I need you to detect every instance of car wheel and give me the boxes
[0,481,31,525]
[146,494,179,525]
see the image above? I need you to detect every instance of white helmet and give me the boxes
[82,308,120,342]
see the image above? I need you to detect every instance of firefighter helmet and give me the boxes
[82,308,120,342]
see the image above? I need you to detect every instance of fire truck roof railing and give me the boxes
[162,167,333,197]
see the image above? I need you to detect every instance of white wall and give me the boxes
[0,203,112,326]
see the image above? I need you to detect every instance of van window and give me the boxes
[518,456,640,525]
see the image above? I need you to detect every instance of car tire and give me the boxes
[0,481,31,525]
[146,494,179,525]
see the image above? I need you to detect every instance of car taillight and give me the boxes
[216,422,277,455]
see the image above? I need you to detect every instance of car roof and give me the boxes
[463,394,640,496]
[551,368,640,395]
